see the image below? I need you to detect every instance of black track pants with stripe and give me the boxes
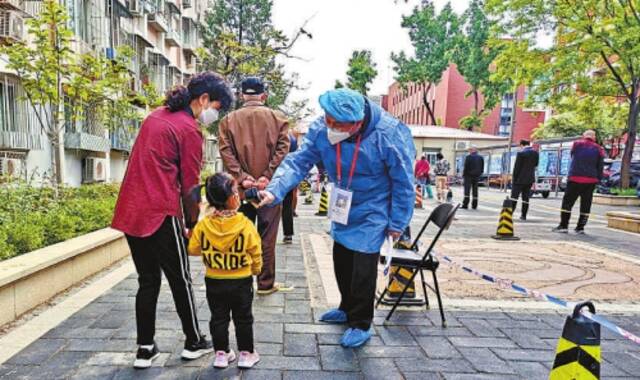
[126,216,202,345]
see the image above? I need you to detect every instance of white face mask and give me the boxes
[198,107,219,125]
[327,128,351,145]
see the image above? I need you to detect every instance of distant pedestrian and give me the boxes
[434,153,450,202]
[281,131,298,244]
[462,146,485,209]
[415,154,434,199]
[112,72,234,368]
[511,140,539,220]
[553,130,605,234]
[188,173,262,369]
[218,76,290,295]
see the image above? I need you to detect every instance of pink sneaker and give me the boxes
[213,349,236,369]
[237,350,260,368]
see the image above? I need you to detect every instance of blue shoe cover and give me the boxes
[319,308,347,324]
[340,328,372,348]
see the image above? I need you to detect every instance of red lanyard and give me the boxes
[336,135,362,190]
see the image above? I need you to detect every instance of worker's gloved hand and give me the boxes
[387,230,402,241]
[257,190,275,208]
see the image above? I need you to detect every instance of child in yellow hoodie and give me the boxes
[188,173,262,369]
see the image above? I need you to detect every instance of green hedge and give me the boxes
[0,183,119,261]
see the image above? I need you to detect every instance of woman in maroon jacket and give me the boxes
[112,72,233,369]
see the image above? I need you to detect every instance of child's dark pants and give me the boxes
[205,277,254,352]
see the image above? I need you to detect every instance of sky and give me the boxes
[271,0,471,119]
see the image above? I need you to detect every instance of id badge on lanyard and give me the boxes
[329,136,361,225]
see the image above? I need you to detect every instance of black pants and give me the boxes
[205,277,254,352]
[463,176,480,209]
[126,216,202,345]
[511,183,533,218]
[560,181,596,229]
[333,243,379,330]
[281,190,295,237]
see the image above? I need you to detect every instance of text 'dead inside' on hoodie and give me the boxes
[188,213,262,279]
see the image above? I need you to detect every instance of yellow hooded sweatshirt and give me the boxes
[188,213,262,279]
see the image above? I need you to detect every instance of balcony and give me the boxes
[64,132,110,153]
[0,0,23,12]
[165,28,181,47]
[0,131,43,151]
[110,127,136,152]
[147,12,168,32]
[0,9,24,42]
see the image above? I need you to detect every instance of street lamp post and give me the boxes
[503,85,518,193]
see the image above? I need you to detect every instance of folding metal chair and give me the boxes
[376,203,460,327]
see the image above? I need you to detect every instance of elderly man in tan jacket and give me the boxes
[218,77,290,295]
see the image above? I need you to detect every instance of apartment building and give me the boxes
[385,64,546,143]
[0,0,207,186]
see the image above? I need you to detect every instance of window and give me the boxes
[0,81,17,132]
[421,148,441,166]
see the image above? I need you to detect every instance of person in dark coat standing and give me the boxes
[462,146,484,209]
[281,131,298,244]
[510,140,539,220]
[553,130,605,234]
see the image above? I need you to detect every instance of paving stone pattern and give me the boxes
[2,194,640,379]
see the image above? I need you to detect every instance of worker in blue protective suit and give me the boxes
[257,88,415,348]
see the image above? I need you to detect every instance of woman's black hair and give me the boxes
[204,172,236,210]
[165,71,234,113]
[436,153,444,160]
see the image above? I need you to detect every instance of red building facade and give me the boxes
[385,64,546,142]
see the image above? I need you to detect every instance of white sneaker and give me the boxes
[213,349,236,369]
[237,350,260,369]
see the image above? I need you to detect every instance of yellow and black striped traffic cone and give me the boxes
[315,185,329,216]
[304,190,314,205]
[491,197,520,241]
[415,184,423,209]
[378,266,426,306]
[379,227,425,306]
[299,180,311,194]
[549,301,601,380]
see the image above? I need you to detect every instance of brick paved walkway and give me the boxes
[1,190,639,379]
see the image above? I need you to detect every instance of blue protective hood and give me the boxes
[319,88,366,123]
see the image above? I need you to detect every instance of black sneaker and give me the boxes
[520,216,527,221]
[283,235,293,245]
[552,226,568,233]
[133,343,160,369]
[461,205,469,209]
[575,228,586,235]
[181,336,213,360]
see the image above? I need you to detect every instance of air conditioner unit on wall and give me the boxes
[129,0,142,15]
[0,157,23,178]
[456,141,470,151]
[83,157,107,183]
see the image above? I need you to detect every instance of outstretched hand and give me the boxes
[257,191,275,208]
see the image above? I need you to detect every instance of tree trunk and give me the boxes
[47,132,61,187]
[422,83,436,125]
[621,95,638,189]
[473,89,479,115]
